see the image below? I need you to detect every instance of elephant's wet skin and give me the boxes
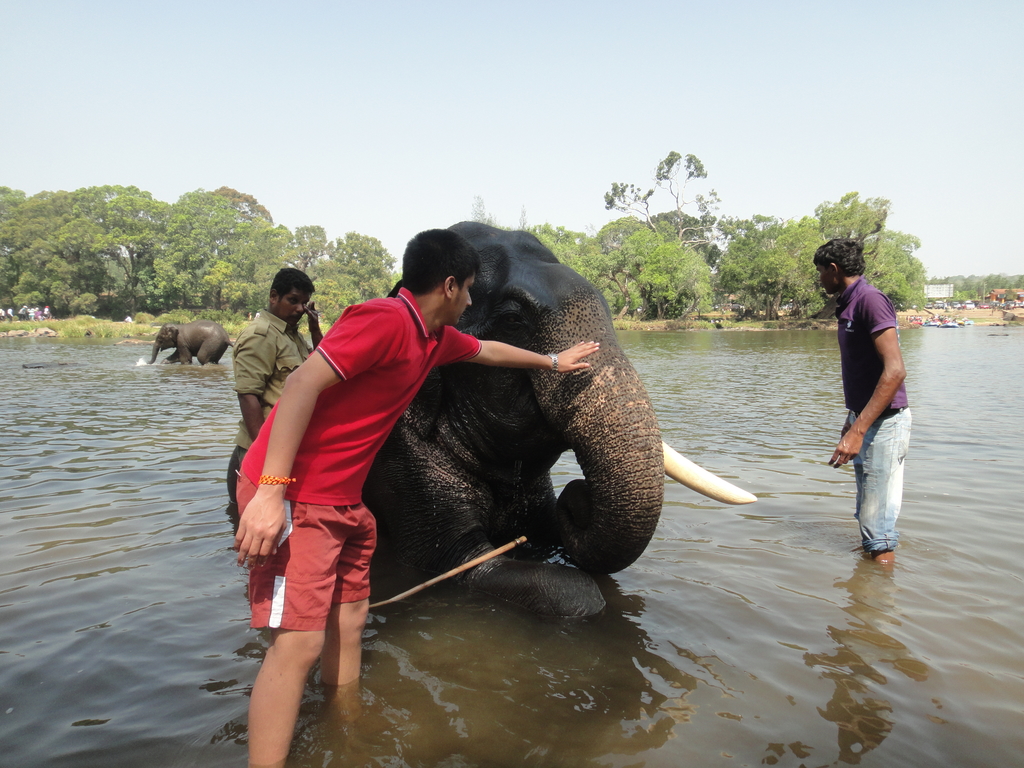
[149,319,231,365]
[364,223,665,618]
[465,555,607,617]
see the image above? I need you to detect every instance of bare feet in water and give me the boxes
[323,679,363,723]
[870,549,895,566]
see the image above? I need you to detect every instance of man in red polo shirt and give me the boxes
[233,228,599,767]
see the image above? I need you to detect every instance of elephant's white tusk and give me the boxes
[663,442,756,505]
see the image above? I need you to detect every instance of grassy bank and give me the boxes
[5,310,1015,339]
[613,308,1018,332]
[0,317,142,338]
[0,312,251,339]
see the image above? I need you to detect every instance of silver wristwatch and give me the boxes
[548,353,559,372]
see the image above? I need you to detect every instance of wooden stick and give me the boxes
[369,536,527,608]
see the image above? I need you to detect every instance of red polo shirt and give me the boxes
[241,288,482,505]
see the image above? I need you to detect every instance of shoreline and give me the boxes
[613,306,1017,333]
[2,307,1018,339]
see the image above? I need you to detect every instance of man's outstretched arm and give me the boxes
[471,340,599,371]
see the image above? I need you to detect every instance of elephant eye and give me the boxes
[485,297,538,340]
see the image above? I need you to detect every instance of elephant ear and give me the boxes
[403,368,444,440]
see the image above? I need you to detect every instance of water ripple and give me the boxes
[1,331,1023,767]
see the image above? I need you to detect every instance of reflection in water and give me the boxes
[213,545,692,767]
[802,560,929,764]
[206,539,797,768]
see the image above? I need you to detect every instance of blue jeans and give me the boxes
[850,408,911,554]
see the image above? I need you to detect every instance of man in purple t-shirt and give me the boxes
[814,238,911,566]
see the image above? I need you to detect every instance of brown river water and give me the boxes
[1,326,1022,768]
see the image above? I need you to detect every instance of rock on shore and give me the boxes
[0,327,57,337]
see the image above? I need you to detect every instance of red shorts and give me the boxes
[237,473,376,631]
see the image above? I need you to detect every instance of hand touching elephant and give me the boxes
[364,223,750,618]
[149,320,231,365]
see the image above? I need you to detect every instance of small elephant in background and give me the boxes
[149,320,231,365]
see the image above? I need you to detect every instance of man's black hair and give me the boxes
[401,229,481,294]
[271,268,315,297]
[813,238,865,277]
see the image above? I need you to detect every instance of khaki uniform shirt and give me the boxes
[232,312,312,449]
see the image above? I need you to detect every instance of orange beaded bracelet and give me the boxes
[258,475,296,485]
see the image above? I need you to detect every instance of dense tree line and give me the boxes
[524,156,930,321]
[717,192,926,319]
[0,185,395,321]
[927,273,1024,302]
[3,157,943,324]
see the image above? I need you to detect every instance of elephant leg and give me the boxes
[462,557,605,617]
[161,350,181,364]
[457,472,605,616]
[198,339,228,365]
[365,432,605,617]
[176,345,194,365]
[207,344,228,364]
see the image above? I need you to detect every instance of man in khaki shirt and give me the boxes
[227,268,323,503]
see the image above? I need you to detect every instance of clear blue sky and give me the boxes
[2,1,1021,278]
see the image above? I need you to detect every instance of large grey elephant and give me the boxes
[149,320,231,365]
[364,223,750,618]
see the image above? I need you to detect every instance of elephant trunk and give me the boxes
[149,340,161,365]
[537,349,665,574]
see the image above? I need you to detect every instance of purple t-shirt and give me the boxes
[835,277,909,413]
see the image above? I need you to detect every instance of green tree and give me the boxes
[718,215,822,320]
[814,193,926,311]
[600,152,720,319]
[72,185,168,315]
[605,151,720,248]
[0,190,109,315]
[777,217,827,317]
[310,232,395,320]
[204,219,292,312]
[285,225,335,273]
[158,190,241,308]
[529,223,600,276]
[470,196,501,228]
[584,217,648,316]
[639,238,712,318]
[869,230,925,309]
[70,292,99,315]
[0,184,380,318]
[212,187,274,224]
[44,209,108,314]
[815,192,889,241]
[0,187,29,304]
[157,189,287,311]
[570,219,711,320]
[0,186,26,222]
